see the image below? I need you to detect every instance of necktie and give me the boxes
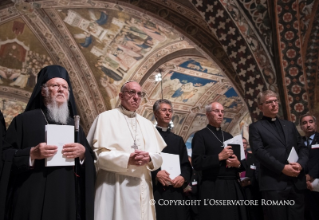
[308,137,312,147]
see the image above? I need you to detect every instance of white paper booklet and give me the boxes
[223,134,245,160]
[161,152,181,180]
[311,144,319,149]
[45,124,75,167]
[287,146,299,163]
[311,179,319,192]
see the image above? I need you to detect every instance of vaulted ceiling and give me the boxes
[0,0,318,142]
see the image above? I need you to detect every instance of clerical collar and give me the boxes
[262,116,277,122]
[207,124,221,131]
[156,126,169,132]
[119,105,136,118]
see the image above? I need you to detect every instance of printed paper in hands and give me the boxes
[45,124,75,167]
[223,134,245,160]
[161,152,181,180]
[287,147,299,163]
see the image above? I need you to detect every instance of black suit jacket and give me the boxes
[305,132,319,179]
[249,118,308,191]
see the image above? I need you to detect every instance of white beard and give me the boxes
[43,86,70,124]
[46,100,69,124]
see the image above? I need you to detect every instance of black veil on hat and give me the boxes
[25,65,78,117]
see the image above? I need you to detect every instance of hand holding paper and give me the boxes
[218,146,233,160]
[45,124,75,167]
[30,143,58,160]
[290,162,302,171]
[282,164,300,177]
[172,175,185,188]
[223,134,245,160]
[161,152,181,180]
[62,143,85,160]
[226,154,240,168]
[156,170,172,186]
[310,179,319,192]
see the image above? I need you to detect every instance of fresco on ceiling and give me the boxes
[179,58,223,76]
[186,113,207,140]
[142,107,187,133]
[59,9,176,107]
[205,87,244,114]
[0,19,52,91]
[0,98,26,128]
[222,117,232,130]
[151,71,216,105]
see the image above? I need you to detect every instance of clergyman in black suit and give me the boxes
[249,90,308,220]
[299,114,319,220]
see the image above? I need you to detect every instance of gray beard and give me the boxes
[46,100,69,124]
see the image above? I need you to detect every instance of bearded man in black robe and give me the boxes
[1,65,95,220]
[151,99,192,220]
[192,102,247,220]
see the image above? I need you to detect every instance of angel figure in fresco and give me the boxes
[74,32,93,48]
[69,10,109,47]
[87,10,108,32]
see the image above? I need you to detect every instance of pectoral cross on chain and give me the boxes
[131,141,138,150]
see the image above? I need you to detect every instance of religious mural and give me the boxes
[151,71,216,105]
[58,9,179,107]
[0,2,251,136]
[140,56,247,141]
[0,98,26,128]
[0,18,52,125]
[0,19,52,91]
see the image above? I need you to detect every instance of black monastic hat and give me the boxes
[24,65,78,117]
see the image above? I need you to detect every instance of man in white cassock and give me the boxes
[87,81,166,220]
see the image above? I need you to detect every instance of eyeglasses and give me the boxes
[210,109,225,114]
[46,84,69,91]
[123,90,145,98]
[261,99,278,105]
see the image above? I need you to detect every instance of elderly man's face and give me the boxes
[119,82,142,111]
[206,102,224,127]
[301,116,316,136]
[42,77,69,106]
